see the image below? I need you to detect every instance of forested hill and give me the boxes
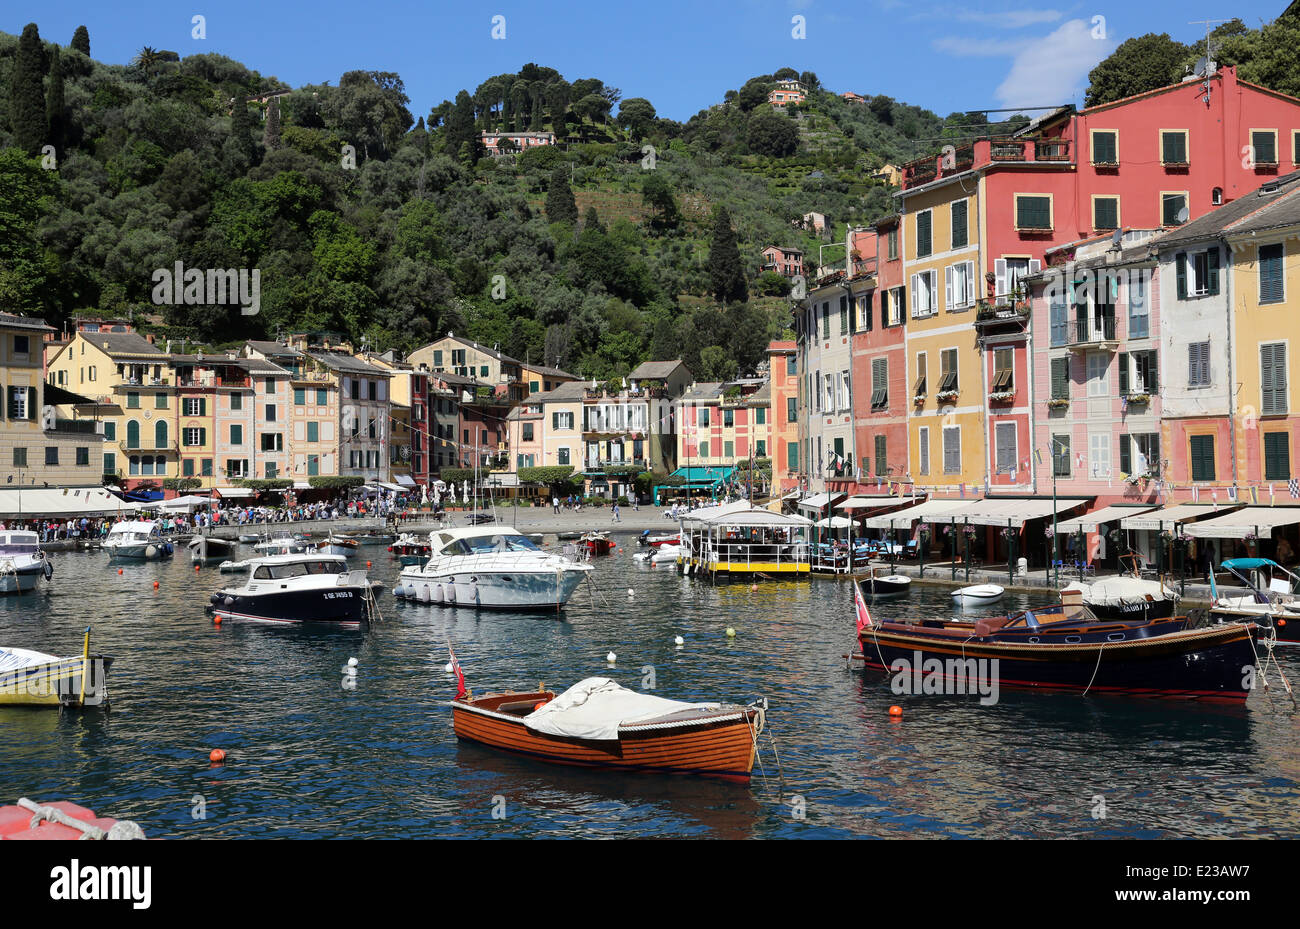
[1,24,959,381]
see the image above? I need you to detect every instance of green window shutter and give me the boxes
[916,211,931,257]
[230,424,242,445]
[1146,351,1159,390]
[1050,357,1068,399]
[126,420,139,449]
[1253,131,1276,164]
[1206,247,1220,295]
[199,428,206,446]
[1093,132,1116,164]
[1119,435,1131,474]
[951,201,967,249]
[294,388,305,405]
[1176,253,1188,299]
[1264,433,1291,480]
[787,441,799,470]
[1260,244,1284,303]
[1094,197,1118,230]
[1118,352,1129,394]
[1190,435,1216,481]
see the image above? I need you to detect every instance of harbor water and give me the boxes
[2,535,1298,839]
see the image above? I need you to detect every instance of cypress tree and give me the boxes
[46,46,65,156]
[583,205,603,233]
[263,97,281,151]
[708,206,748,304]
[71,25,90,57]
[230,97,257,163]
[9,23,47,155]
[445,90,480,164]
[545,167,578,225]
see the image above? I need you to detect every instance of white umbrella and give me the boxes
[815,516,853,529]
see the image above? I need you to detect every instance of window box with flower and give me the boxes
[1047,398,1070,409]
[936,389,959,402]
[989,390,1015,403]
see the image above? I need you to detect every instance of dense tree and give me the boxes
[640,171,680,230]
[1085,33,1192,107]
[708,206,747,304]
[544,166,577,224]
[264,97,281,151]
[617,97,656,138]
[9,24,47,155]
[746,109,799,156]
[70,25,90,56]
[46,46,65,156]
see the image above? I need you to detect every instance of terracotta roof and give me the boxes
[1153,171,1300,249]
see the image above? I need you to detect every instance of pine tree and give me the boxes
[9,23,47,155]
[71,25,90,57]
[46,46,65,156]
[583,205,603,233]
[263,97,281,151]
[545,167,578,224]
[708,206,748,304]
[230,97,257,164]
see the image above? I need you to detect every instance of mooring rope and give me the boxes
[1081,644,1105,697]
[18,798,145,840]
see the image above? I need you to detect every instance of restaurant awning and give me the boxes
[956,497,1090,528]
[1057,504,1159,534]
[835,495,910,511]
[696,507,812,528]
[862,498,972,530]
[293,481,311,490]
[395,474,416,487]
[0,487,142,519]
[797,492,846,510]
[215,486,254,498]
[1180,505,1300,539]
[670,466,735,488]
[1119,503,1235,531]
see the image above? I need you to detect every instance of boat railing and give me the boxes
[695,538,809,572]
[413,550,582,573]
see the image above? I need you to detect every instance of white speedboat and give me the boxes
[208,553,375,627]
[0,642,111,707]
[860,567,911,597]
[253,531,310,556]
[103,521,173,560]
[951,583,1004,608]
[0,531,53,594]
[395,527,594,610]
[650,543,684,565]
[189,534,237,564]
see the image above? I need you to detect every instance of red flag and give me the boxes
[448,644,467,699]
[854,581,873,632]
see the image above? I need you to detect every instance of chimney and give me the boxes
[146,333,155,344]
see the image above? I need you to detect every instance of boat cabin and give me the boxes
[429,528,542,556]
[0,532,40,555]
[250,555,349,580]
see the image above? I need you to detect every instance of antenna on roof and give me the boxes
[1108,228,1124,251]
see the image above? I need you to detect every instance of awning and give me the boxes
[863,498,972,530]
[0,487,142,519]
[215,486,254,498]
[836,494,910,511]
[1057,504,1159,534]
[1120,503,1234,531]
[293,481,311,490]
[956,497,1090,528]
[1181,505,1300,539]
[395,474,416,487]
[376,481,406,493]
[670,466,735,488]
[691,505,812,528]
[797,492,846,510]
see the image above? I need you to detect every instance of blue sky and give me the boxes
[11,1,1289,120]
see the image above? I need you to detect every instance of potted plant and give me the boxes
[937,389,959,402]
[1047,397,1070,409]
[989,390,1015,402]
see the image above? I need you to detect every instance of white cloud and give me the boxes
[934,36,1034,58]
[994,19,1118,108]
[953,9,1064,29]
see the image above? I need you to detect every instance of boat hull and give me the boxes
[398,569,589,610]
[1209,606,1300,644]
[105,541,173,560]
[0,654,112,707]
[190,537,236,563]
[0,561,46,594]
[209,585,372,627]
[862,575,911,596]
[452,693,759,781]
[858,622,1256,702]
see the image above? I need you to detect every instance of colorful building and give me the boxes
[408,335,526,405]
[766,340,800,493]
[761,246,804,279]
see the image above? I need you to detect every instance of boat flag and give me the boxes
[447,644,467,699]
[1208,564,1219,602]
[853,581,873,632]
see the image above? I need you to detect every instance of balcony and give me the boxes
[119,440,180,457]
[974,300,1031,329]
[583,458,647,473]
[900,138,1074,191]
[1069,315,1118,350]
[48,418,101,435]
[849,255,878,280]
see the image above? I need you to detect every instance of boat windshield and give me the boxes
[442,534,542,555]
[253,560,343,579]
[0,543,37,554]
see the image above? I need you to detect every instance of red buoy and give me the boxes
[153,581,159,589]
[213,614,222,625]
[533,701,548,711]
[209,749,225,763]
[889,705,903,717]
[117,569,123,575]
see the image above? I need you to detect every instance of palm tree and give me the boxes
[134,46,160,78]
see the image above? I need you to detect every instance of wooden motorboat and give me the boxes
[451,677,765,782]
[581,531,616,556]
[315,535,359,557]
[951,583,1004,607]
[0,631,111,708]
[855,595,1256,702]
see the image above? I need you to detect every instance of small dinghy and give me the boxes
[237,533,262,544]
[951,583,1004,608]
[451,675,766,782]
[650,543,683,565]
[582,532,616,557]
[315,535,359,557]
[859,566,911,597]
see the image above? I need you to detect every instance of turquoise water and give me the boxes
[1,537,1297,839]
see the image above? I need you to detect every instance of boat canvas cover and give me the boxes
[1066,577,1174,606]
[523,678,721,741]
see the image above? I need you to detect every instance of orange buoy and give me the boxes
[888,705,903,717]
[533,701,548,711]
[117,568,123,575]
[213,614,222,625]
[195,564,201,571]
[366,561,372,569]
[1279,618,1287,627]
[209,749,226,763]
[153,581,159,589]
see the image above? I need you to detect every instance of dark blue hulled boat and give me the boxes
[855,590,1256,703]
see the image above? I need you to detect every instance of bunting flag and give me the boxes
[1270,483,1276,505]
[1250,486,1259,505]
[1227,486,1238,503]
[1212,488,1219,509]
[1290,478,1299,499]
[959,482,967,499]
[1076,452,1085,468]
[1191,485,1200,503]
[1034,448,1044,465]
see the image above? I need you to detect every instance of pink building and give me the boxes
[761,245,804,278]
[481,131,556,156]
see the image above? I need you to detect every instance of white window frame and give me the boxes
[1089,432,1112,480]
[1086,351,1108,397]
[888,287,903,326]
[946,260,975,311]
[910,270,938,318]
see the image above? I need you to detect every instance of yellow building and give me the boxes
[0,314,104,488]
[900,180,984,490]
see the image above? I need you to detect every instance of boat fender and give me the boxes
[432,583,444,604]
[145,544,157,558]
[445,582,456,604]
[417,584,431,603]
[43,560,53,581]
[393,584,405,599]
[223,596,234,606]
[470,583,480,604]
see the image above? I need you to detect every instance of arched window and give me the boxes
[1212,187,1223,205]
[155,420,168,449]
[126,420,140,449]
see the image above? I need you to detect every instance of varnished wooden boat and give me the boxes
[451,684,764,782]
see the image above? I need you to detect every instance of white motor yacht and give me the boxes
[395,527,593,610]
[103,521,174,560]
[0,531,53,594]
[208,553,375,626]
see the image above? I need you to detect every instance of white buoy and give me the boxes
[674,635,684,646]
[347,657,358,669]
[341,676,356,691]
[726,627,736,638]
[444,662,454,673]
[627,588,634,597]
[606,651,617,664]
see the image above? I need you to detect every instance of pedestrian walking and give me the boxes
[552,496,560,514]
[612,502,620,523]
